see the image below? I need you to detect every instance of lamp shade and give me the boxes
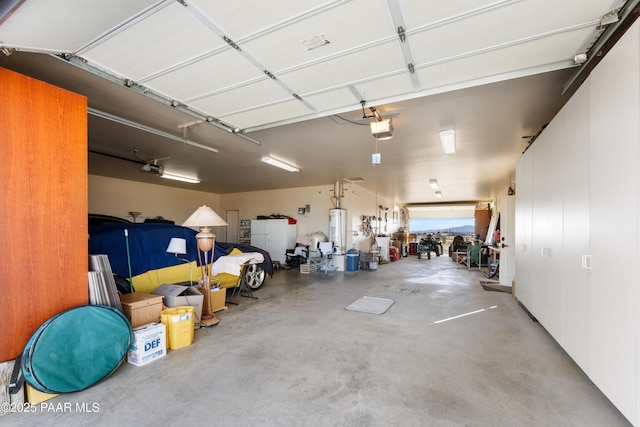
[166,237,187,255]
[182,205,227,227]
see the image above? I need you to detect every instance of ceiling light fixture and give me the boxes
[435,191,443,198]
[429,179,439,189]
[261,156,299,172]
[160,172,200,184]
[370,119,394,140]
[439,129,456,154]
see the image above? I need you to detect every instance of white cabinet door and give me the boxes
[256,219,296,264]
[559,79,591,373]
[515,150,534,308]
[530,122,564,341]
[251,219,267,235]
[250,219,267,251]
[588,22,639,424]
[530,140,548,322]
[543,119,566,343]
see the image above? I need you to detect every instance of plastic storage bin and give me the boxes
[161,306,194,349]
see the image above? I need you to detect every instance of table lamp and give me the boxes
[166,237,194,286]
[182,205,227,327]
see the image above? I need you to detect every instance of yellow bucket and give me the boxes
[161,306,194,349]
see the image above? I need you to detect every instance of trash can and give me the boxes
[346,249,360,271]
[161,306,194,350]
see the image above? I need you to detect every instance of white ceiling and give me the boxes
[0,0,631,206]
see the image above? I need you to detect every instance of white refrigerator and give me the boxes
[250,219,297,264]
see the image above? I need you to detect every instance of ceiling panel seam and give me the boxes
[134,0,350,83]
[53,53,263,145]
[274,17,599,81]
[74,0,174,56]
[215,67,413,120]
[92,0,526,98]
[137,44,230,84]
[411,20,600,73]
[402,0,526,38]
[184,75,271,102]
[231,0,351,45]
[176,0,317,113]
[214,21,590,126]
[271,35,399,77]
[240,61,571,133]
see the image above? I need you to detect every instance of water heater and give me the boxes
[329,208,346,254]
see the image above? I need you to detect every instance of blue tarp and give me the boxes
[88,223,273,279]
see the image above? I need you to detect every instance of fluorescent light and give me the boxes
[429,179,439,189]
[435,191,443,198]
[160,172,200,183]
[439,129,456,154]
[261,156,299,172]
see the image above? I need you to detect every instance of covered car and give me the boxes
[88,221,273,294]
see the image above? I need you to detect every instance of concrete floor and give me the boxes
[3,254,631,426]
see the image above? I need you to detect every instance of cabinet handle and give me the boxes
[581,255,592,270]
[541,248,550,257]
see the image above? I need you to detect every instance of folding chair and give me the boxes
[317,241,336,274]
[464,243,482,271]
[286,244,308,269]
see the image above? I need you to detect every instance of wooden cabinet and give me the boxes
[514,21,640,425]
[0,67,88,362]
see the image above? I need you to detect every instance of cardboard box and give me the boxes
[119,293,164,328]
[26,384,58,404]
[152,284,203,328]
[210,287,227,312]
[128,323,166,366]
